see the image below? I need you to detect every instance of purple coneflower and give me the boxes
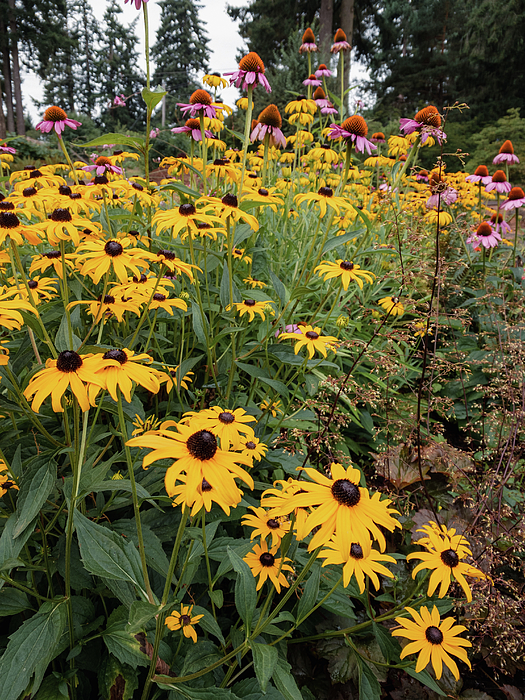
[178,89,217,119]
[490,212,512,235]
[467,221,501,249]
[0,143,16,154]
[172,118,214,141]
[493,140,520,165]
[275,324,301,338]
[466,164,492,185]
[399,105,446,145]
[303,74,322,87]
[321,103,338,115]
[225,52,271,93]
[113,94,126,107]
[416,170,429,183]
[315,63,333,78]
[328,115,376,155]
[124,0,148,9]
[299,28,317,54]
[150,127,160,139]
[36,106,82,137]
[250,105,286,149]
[426,187,457,209]
[313,87,330,109]
[485,170,512,195]
[82,155,123,177]
[500,186,525,211]
[331,28,351,53]
[370,132,386,144]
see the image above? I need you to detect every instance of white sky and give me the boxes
[23,0,251,122]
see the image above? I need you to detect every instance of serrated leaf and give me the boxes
[0,512,39,587]
[251,642,278,693]
[359,659,382,700]
[0,600,67,700]
[372,622,401,662]
[98,654,139,700]
[227,547,257,632]
[74,511,147,598]
[272,657,302,700]
[0,588,32,616]
[33,674,69,699]
[127,601,160,632]
[13,464,55,537]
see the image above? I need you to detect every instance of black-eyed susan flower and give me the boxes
[308,144,339,165]
[0,289,38,331]
[314,260,375,291]
[266,463,400,552]
[406,523,486,603]
[233,299,271,322]
[152,203,223,240]
[243,276,267,289]
[392,605,471,680]
[0,211,41,246]
[320,535,396,592]
[181,406,256,450]
[17,276,59,306]
[238,436,268,463]
[155,249,200,280]
[244,539,293,592]
[203,72,228,89]
[83,294,141,324]
[295,187,351,218]
[165,605,204,643]
[240,186,283,211]
[148,292,187,315]
[259,398,283,416]
[0,460,18,497]
[10,165,65,190]
[157,366,194,394]
[170,473,244,516]
[378,296,404,317]
[127,423,254,504]
[109,273,174,302]
[131,414,163,437]
[200,193,259,231]
[242,507,290,546]
[278,324,339,359]
[34,208,89,247]
[91,349,161,403]
[76,237,150,285]
[228,246,252,265]
[24,350,106,413]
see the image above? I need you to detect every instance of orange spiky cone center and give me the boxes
[190,89,212,105]
[341,115,368,138]
[239,52,265,74]
[334,28,347,42]
[185,118,201,129]
[313,87,326,100]
[508,186,525,200]
[414,105,441,127]
[318,64,328,70]
[477,222,492,237]
[372,132,385,139]
[492,170,507,182]
[258,104,282,128]
[474,165,489,177]
[95,156,112,166]
[44,106,68,122]
[499,139,514,154]
[302,28,316,44]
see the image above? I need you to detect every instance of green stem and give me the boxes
[199,113,208,195]
[339,51,345,122]
[117,393,154,603]
[57,136,79,185]
[238,85,254,195]
[161,506,189,605]
[512,206,520,267]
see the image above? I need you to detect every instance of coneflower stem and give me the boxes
[339,51,345,122]
[512,207,519,267]
[238,85,254,195]
[261,132,270,184]
[57,136,79,185]
[199,113,208,195]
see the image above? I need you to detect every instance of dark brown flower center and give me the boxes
[180,614,192,626]
[218,411,235,424]
[222,193,238,208]
[201,478,213,492]
[56,350,83,373]
[267,518,280,529]
[44,250,61,259]
[133,274,148,283]
[132,182,144,191]
[350,543,364,559]
[318,186,333,197]
[259,552,275,567]
[22,187,38,197]
[0,212,20,228]
[305,330,319,340]
[440,549,459,568]
[179,203,196,216]
[0,201,15,210]
[331,479,361,507]
[103,349,127,364]
[340,261,354,270]
[103,295,115,304]
[186,430,218,460]
[245,441,256,449]
[29,169,43,178]
[425,626,444,645]
[70,192,82,199]
[153,293,166,302]
[44,106,68,121]
[28,280,38,289]
[244,300,256,307]
[104,240,124,256]
[258,188,269,196]
[50,208,72,222]
[94,175,109,184]
[58,185,72,196]
[158,249,175,260]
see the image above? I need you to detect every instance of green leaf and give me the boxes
[166,685,241,700]
[227,546,257,632]
[0,588,32,616]
[103,607,149,668]
[74,511,147,598]
[372,622,401,663]
[359,659,382,700]
[192,604,225,644]
[0,512,39,587]
[268,269,288,305]
[54,314,81,352]
[233,223,254,248]
[296,563,320,624]
[98,654,139,700]
[77,132,143,150]
[33,674,69,699]
[405,668,447,696]
[160,180,202,199]
[209,589,224,608]
[0,600,67,700]
[322,228,366,253]
[272,657,302,700]
[220,260,241,307]
[142,86,167,111]
[251,642,278,693]
[191,301,209,345]
[127,601,160,632]
[13,464,55,537]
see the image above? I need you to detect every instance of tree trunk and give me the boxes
[1,39,15,133]
[7,0,25,135]
[319,0,334,65]
[340,0,355,114]
[0,89,7,138]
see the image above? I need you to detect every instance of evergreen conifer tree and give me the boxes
[151,0,210,124]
